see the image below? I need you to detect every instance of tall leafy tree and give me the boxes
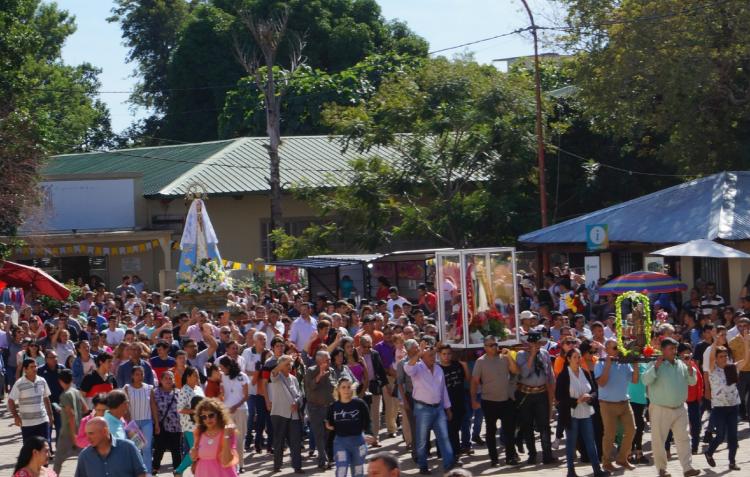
[560,0,750,173]
[110,0,427,143]
[272,57,539,257]
[1,0,113,234]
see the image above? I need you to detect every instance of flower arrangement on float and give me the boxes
[178,258,233,294]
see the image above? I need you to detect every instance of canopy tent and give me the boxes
[599,271,687,296]
[0,260,70,300]
[650,239,750,259]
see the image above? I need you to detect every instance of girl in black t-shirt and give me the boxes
[325,377,372,477]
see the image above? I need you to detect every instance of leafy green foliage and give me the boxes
[219,53,421,137]
[0,0,113,234]
[111,0,428,143]
[272,57,539,257]
[560,0,750,173]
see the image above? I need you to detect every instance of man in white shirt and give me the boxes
[289,303,317,361]
[404,343,459,473]
[386,287,409,315]
[241,332,269,450]
[258,307,285,343]
[101,316,125,347]
[9,358,53,444]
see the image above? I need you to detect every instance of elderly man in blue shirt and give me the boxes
[75,416,147,477]
[404,340,460,475]
[595,339,639,472]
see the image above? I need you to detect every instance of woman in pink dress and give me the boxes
[189,398,239,477]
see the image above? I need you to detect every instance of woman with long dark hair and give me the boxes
[555,348,610,477]
[341,337,368,399]
[219,355,249,473]
[14,436,53,477]
[175,367,205,475]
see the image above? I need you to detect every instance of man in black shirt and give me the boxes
[38,350,65,453]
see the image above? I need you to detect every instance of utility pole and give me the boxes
[519,0,549,272]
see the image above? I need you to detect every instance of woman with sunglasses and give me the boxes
[190,398,239,477]
[16,340,44,380]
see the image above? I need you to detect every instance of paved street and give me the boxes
[1,398,748,477]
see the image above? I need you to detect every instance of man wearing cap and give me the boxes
[729,316,750,420]
[471,335,520,467]
[517,310,534,336]
[515,330,558,465]
[641,337,700,477]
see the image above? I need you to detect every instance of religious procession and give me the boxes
[4,2,750,477]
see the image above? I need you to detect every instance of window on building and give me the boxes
[693,257,728,300]
[615,251,643,275]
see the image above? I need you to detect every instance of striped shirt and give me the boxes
[9,375,51,427]
[700,294,725,315]
[124,383,153,421]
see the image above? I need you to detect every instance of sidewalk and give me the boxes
[0,398,746,477]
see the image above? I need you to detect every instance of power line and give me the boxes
[23,1,732,98]
[428,27,532,55]
[550,144,697,178]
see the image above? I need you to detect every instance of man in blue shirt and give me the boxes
[75,416,146,477]
[116,344,155,387]
[595,339,639,471]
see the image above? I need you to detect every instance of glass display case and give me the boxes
[436,248,519,348]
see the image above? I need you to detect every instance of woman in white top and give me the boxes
[123,365,155,473]
[175,366,205,475]
[555,348,609,477]
[218,356,249,473]
[705,338,750,471]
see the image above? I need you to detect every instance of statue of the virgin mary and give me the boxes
[178,199,224,284]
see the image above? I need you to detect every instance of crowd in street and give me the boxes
[5,270,750,477]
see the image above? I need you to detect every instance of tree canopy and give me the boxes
[1,0,113,235]
[560,0,750,174]
[109,0,428,143]
[271,57,539,257]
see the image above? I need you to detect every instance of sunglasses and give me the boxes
[199,412,217,421]
[485,343,498,348]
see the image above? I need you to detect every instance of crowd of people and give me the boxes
[4,270,750,477]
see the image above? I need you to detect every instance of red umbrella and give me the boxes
[0,260,70,300]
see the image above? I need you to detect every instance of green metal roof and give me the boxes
[44,140,237,196]
[43,136,399,197]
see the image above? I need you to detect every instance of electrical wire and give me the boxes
[549,144,698,178]
[25,1,732,96]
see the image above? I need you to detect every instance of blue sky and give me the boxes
[58,0,560,134]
